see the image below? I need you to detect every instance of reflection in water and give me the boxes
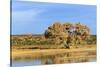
[12,59,42,67]
[12,57,96,67]
[12,51,96,67]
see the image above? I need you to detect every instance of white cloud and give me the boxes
[12,9,44,24]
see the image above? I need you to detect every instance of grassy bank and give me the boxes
[11,34,96,64]
[12,45,96,61]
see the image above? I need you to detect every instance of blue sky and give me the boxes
[12,1,96,35]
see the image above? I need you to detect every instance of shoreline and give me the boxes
[12,45,96,61]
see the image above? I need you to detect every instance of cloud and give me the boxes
[12,9,45,34]
[12,9,44,24]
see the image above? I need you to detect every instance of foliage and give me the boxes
[44,22,91,48]
[11,22,96,49]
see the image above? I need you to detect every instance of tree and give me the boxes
[44,22,90,48]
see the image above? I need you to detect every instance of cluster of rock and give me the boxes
[44,22,90,48]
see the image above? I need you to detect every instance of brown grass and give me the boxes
[12,45,96,61]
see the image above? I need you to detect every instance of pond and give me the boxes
[12,57,96,67]
[12,48,96,67]
[12,59,42,67]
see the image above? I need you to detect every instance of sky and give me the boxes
[12,0,96,35]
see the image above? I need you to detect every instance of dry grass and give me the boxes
[12,45,96,61]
